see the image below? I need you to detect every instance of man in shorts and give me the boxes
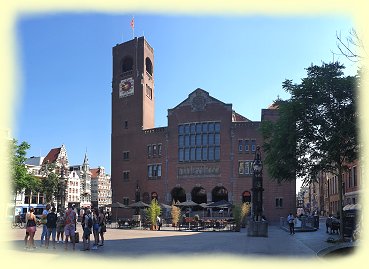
[64,204,77,250]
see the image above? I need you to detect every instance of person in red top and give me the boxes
[64,204,77,250]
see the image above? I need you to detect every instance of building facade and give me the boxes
[297,159,361,217]
[90,166,112,208]
[111,37,296,222]
[20,146,110,211]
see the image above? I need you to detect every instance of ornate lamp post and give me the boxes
[252,146,264,221]
[60,166,67,210]
[248,145,268,237]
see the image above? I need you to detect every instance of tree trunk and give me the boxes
[338,167,344,241]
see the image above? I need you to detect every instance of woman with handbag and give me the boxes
[98,208,106,246]
[25,207,37,250]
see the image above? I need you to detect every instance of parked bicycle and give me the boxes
[11,214,25,229]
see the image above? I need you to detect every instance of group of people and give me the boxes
[24,203,107,251]
[80,207,107,251]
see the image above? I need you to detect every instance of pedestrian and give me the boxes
[92,208,100,250]
[40,203,51,247]
[25,207,37,250]
[79,207,85,223]
[24,211,30,249]
[156,215,162,231]
[45,207,57,249]
[64,204,77,250]
[81,209,92,251]
[98,208,106,246]
[287,212,295,235]
[56,209,65,244]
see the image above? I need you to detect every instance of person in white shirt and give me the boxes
[287,213,295,235]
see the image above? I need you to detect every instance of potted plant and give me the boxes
[233,202,251,232]
[145,199,161,230]
[171,201,181,228]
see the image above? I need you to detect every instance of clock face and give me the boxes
[119,78,134,98]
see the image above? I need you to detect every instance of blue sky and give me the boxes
[15,13,357,187]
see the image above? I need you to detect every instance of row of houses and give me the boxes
[14,144,112,211]
[296,159,361,217]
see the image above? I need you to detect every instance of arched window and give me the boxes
[242,191,251,203]
[145,57,153,76]
[151,192,158,201]
[191,186,207,204]
[211,186,228,202]
[170,187,186,203]
[122,57,133,73]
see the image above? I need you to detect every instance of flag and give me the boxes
[130,17,134,30]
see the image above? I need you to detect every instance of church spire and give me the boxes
[83,150,89,165]
[82,149,89,173]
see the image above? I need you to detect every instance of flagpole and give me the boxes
[131,16,135,39]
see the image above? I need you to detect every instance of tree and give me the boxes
[335,28,366,63]
[10,139,31,193]
[261,62,358,240]
[40,162,59,204]
[145,199,162,230]
[10,139,41,214]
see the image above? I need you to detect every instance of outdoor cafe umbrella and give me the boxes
[177,200,199,207]
[160,203,172,209]
[206,200,232,208]
[177,201,199,229]
[105,202,127,222]
[177,201,199,216]
[128,201,150,209]
[199,203,208,218]
[206,200,233,218]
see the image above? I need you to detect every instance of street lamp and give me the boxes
[248,145,268,237]
[252,146,263,221]
[60,166,67,210]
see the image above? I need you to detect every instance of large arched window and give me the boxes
[122,57,133,73]
[145,57,153,76]
[171,187,186,203]
[191,186,207,204]
[211,186,228,202]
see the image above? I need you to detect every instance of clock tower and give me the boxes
[111,36,155,134]
[111,37,155,204]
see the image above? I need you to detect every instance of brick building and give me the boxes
[111,37,296,222]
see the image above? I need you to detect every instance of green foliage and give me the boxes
[41,163,59,203]
[233,202,251,226]
[171,201,181,226]
[261,62,358,185]
[10,139,40,194]
[145,199,161,226]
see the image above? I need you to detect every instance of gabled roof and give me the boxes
[169,88,231,112]
[90,168,99,178]
[42,147,61,165]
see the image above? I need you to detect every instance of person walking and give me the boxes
[92,208,100,250]
[25,207,37,250]
[40,203,51,247]
[156,215,162,231]
[45,207,57,249]
[287,212,295,235]
[98,208,106,246]
[56,209,65,244]
[64,204,77,250]
[81,209,92,251]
